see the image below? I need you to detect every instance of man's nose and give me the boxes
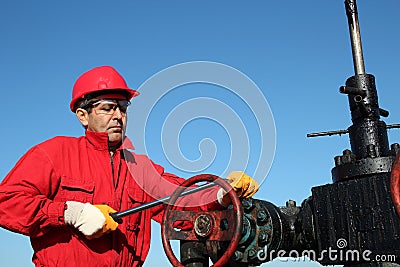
[112,107,123,119]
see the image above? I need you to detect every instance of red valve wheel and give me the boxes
[161,174,243,267]
[391,153,400,217]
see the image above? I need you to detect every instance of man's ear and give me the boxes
[75,108,89,127]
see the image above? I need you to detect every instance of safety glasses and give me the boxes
[91,99,131,115]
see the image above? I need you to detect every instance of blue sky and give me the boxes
[1,1,399,266]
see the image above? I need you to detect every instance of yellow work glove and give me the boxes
[87,205,119,240]
[219,171,259,206]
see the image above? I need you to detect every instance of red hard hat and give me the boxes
[70,66,139,111]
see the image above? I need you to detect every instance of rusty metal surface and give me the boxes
[161,174,243,267]
[165,210,237,241]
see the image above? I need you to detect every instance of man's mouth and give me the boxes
[109,126,122,131]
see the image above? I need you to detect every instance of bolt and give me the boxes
[241,217,250,235]
[343,149,351,156]
[197,217,208,230]
[391,143,400,150]
[233,251,243,261]
[342,149,354,163]
[257,210,268,223]
[242,198,254,211]
[334,155,342,166]
[286,200,296,208]
[391,143,400,156]
[367,144,377,158]
[248,248,257,260]
[194,215,212,237]
[258,231,269,244]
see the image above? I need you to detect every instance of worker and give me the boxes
[0,66,259,267]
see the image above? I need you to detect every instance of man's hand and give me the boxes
[90,205,119,239]
[218,171,259,206]
[64,201,118,239]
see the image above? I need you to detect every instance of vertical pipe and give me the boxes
[345,0,366,75]
[180,241,209,267]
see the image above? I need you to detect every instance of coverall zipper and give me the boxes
[110,153,115,188]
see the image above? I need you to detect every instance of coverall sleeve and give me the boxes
[0,146,65,238]
[146,162,224,224]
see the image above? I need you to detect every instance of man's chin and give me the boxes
[108,133,123,144]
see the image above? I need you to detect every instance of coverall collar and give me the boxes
[85,130,134,151]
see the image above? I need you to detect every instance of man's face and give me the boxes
[76,94,130,146]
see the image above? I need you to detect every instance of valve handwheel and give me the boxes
[161,174,243,267]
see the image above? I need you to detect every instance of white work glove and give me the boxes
[64,201,105,237]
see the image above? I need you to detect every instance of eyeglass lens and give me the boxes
[93,100,130,115]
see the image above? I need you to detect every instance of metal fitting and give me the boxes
[194,214,213,237]
[257,210,268,223]
[242,198,254,211]
[233,251,243,261]
[248,248,257,260]
[258,231,270,245]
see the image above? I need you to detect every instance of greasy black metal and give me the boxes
[340,85,366,96]
[331,74,393,183]
[294,197,318,251]
[354,94,369,116]
[332,154,395,182]
[180,241,209,267]
[110,181,217,222]
[309,174,400,265]
[289,1,400,266]
[162,174,243,267]
[304,1,400,266]
[207,199,292,266]
[346,75,389,157]
[379,108,389,118]
[279,200,309,251]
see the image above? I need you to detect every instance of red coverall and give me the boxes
[0,131,220,267]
